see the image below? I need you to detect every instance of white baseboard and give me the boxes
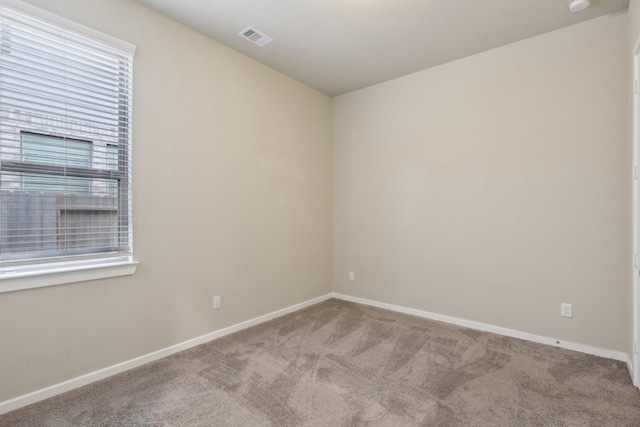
[332,293,631,365]
[2,291,633,415]
[0,293,333,415]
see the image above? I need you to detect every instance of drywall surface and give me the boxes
[0,0,332,401]
[629,0,639,368]
[631,1,640,48]
[333,13,628,352]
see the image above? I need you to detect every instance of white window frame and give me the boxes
[0,0,137,293]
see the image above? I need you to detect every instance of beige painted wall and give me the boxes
[629,0,640,365]
[333,13,629,352]
[631,1,640,46]
[0,0,332,401]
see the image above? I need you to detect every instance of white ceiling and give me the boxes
[133,0,629,96]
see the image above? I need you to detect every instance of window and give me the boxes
[0,1,136,284]
[21,133,92,196]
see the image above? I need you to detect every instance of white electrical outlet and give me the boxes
[349,271,355,281]
[213,296,221,309]
[560,303,572,318]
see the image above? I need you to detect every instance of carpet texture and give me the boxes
[1,298,639,426]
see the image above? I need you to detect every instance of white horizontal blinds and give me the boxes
[0,5,133,265]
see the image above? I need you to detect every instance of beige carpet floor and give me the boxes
[1,298,640,426]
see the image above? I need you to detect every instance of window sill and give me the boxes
[0,261,139,294]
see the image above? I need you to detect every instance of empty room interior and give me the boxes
[2,0,640,425]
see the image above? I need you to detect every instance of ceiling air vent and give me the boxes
[238,26,273,47]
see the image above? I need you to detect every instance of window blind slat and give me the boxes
[1,32,129,80]
[2,26,131,67]
[1,64,132,99]
[1,8,134,55]
[0,118,131,143]
[0,30,133,74]
[1,55,132,95]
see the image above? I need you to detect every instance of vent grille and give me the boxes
[238,26,273,47]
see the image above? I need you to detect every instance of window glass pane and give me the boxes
[21,134,91,196]
[23,174,90,196]
[59,209,118,250]
[22,134,90,168]
[106,144,118,171]
[106,180,118,197]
